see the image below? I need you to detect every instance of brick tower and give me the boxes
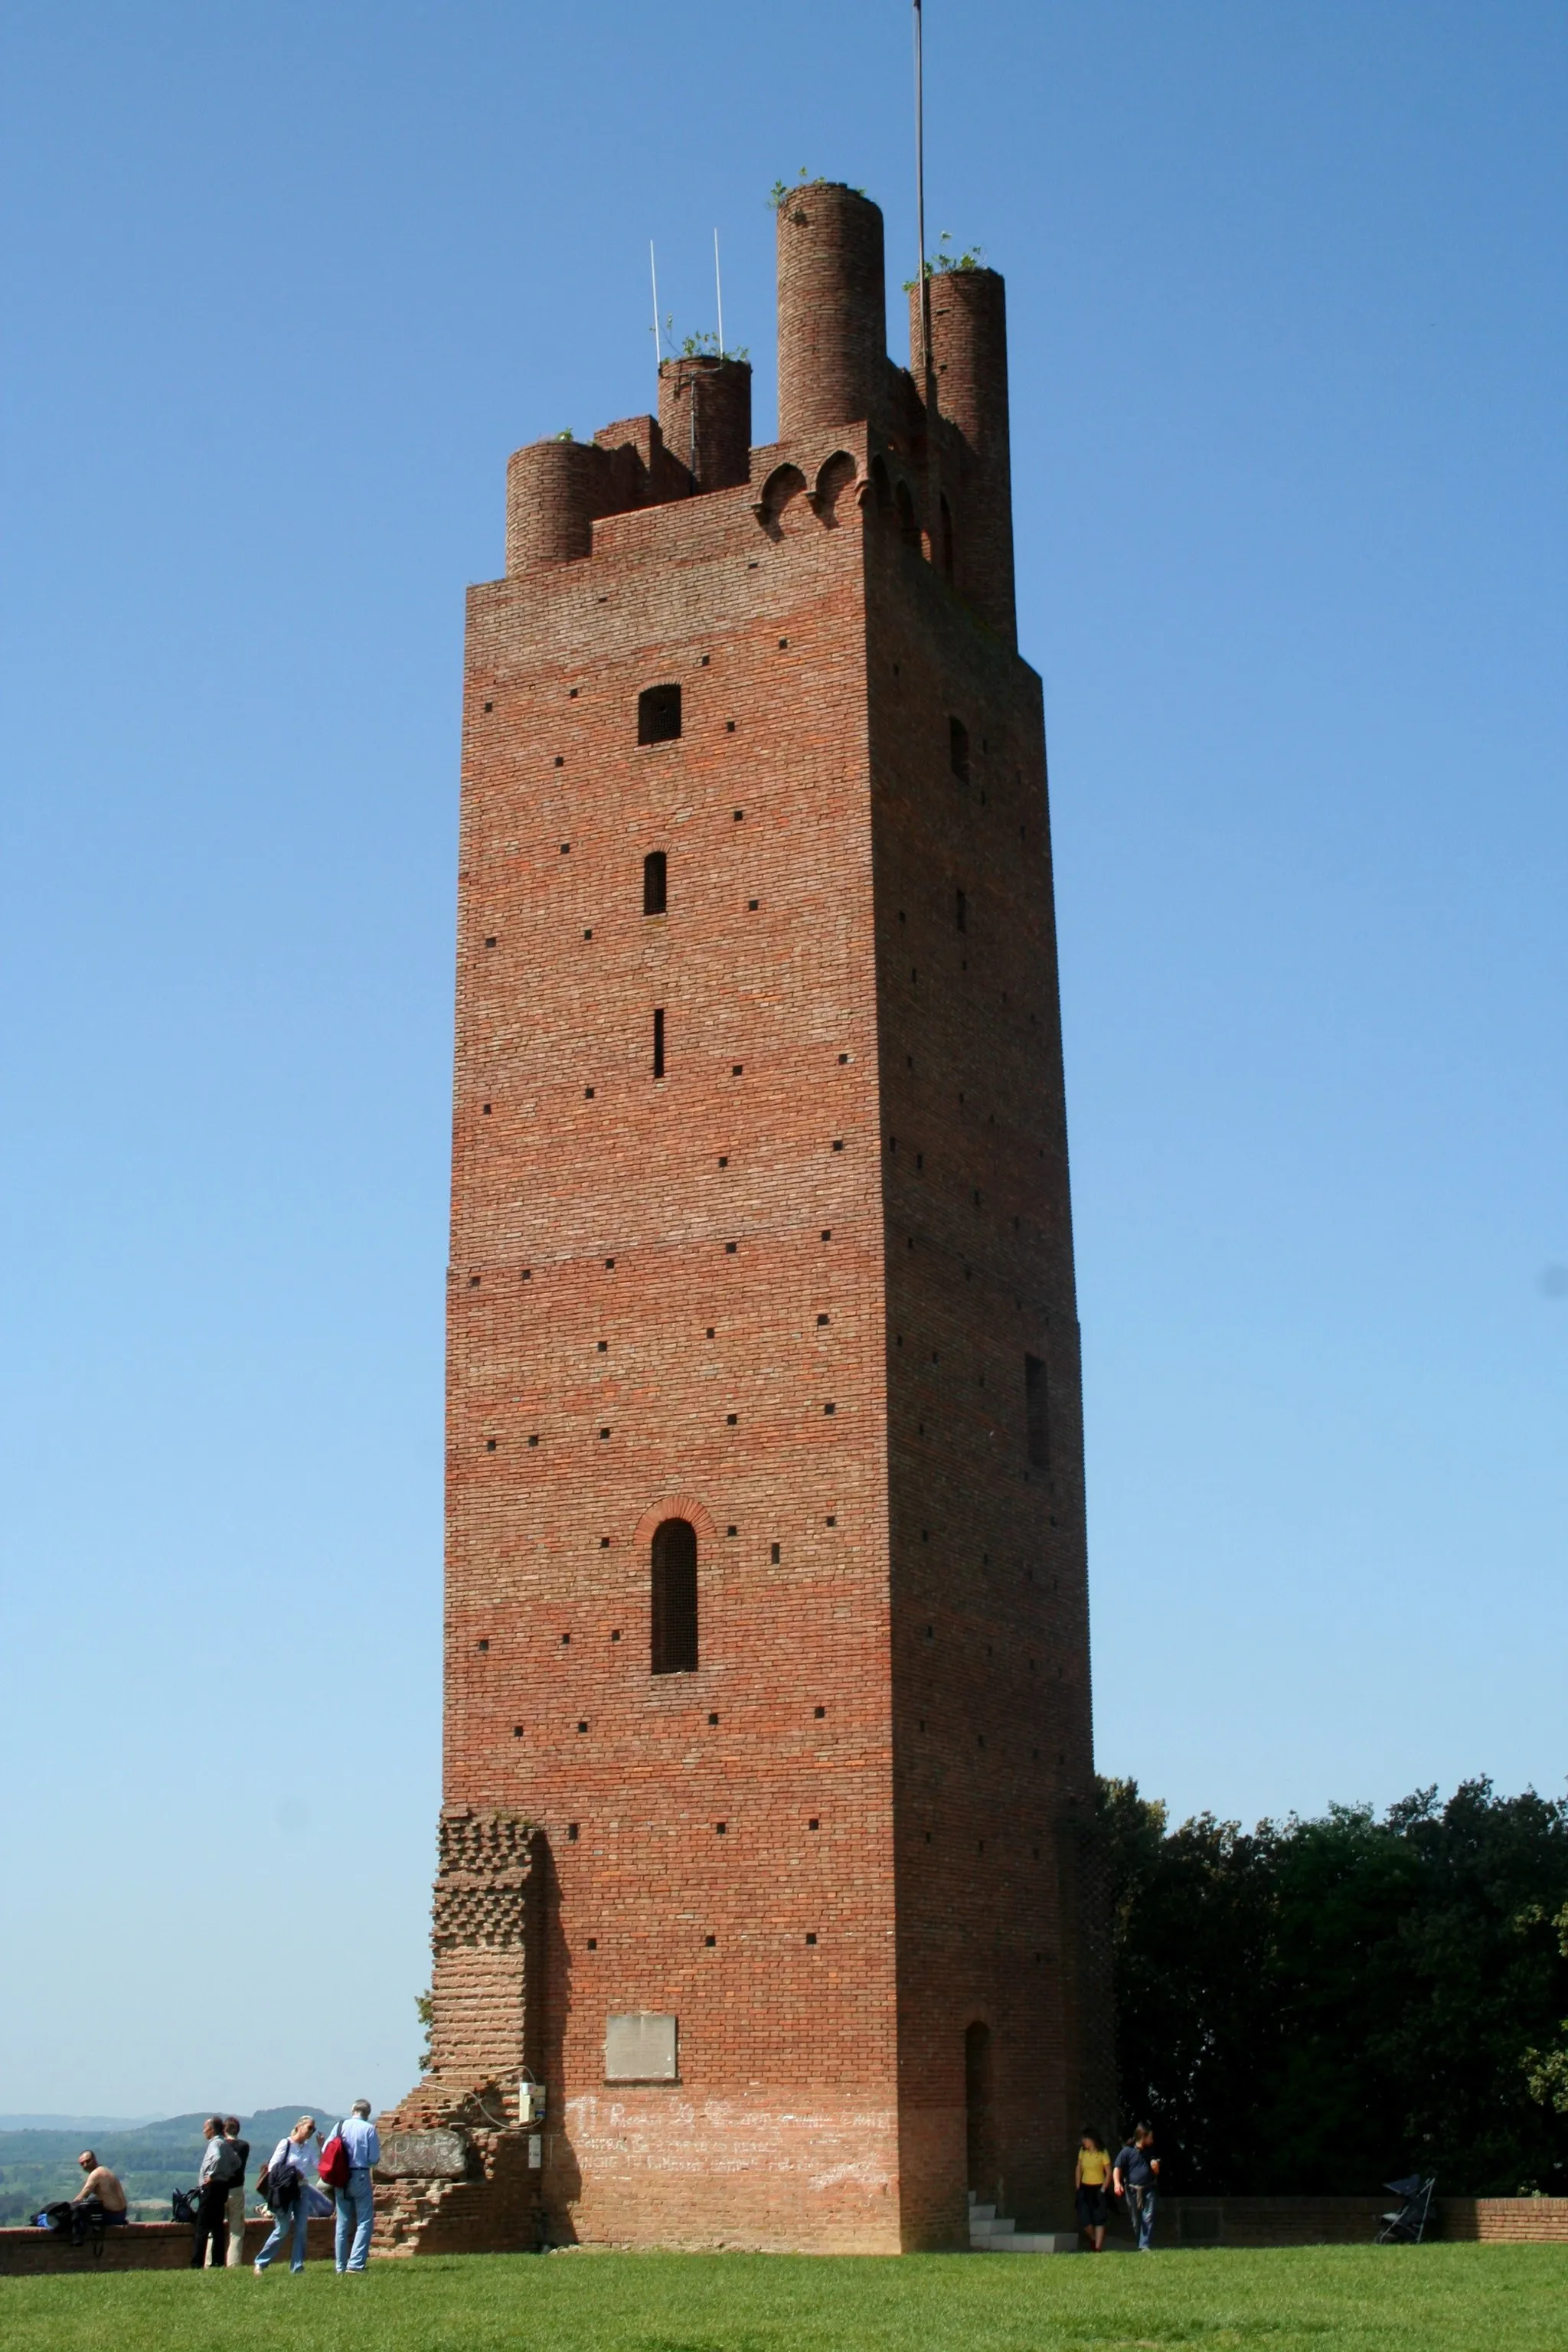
[382,181,1105,2256]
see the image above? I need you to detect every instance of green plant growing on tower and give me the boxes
[675,328,750,361]
[769,169,866,211]
[903,230,987,291]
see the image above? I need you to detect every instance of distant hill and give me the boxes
[0,2115,158,2132]
[0,2106,334,2227]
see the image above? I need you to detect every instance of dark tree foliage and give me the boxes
[1099,1775,1568,2196]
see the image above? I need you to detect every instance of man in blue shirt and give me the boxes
[333,2100,382,2272]
[1113,2125,1160,2251]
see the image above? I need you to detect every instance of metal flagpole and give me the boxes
[650,241,662,361]
[714,229,724,358]
[913,0,930,389]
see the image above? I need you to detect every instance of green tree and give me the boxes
[1101,1775,1568,2195]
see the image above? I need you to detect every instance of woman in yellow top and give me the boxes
[1074,2129,1112,2250]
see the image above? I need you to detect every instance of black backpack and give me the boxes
[172,2187,202,2223]
[36,2201,73,2233]
[257,2151,301,2211]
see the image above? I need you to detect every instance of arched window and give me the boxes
[651,1518,698,1674]
[895,478,921,554]
[643,850,668,915]
[814,450,858,524]
[759,462,808,535]
[965,2020,997,2196]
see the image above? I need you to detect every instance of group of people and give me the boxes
[250,2105,381,2276]
[1073,2123,1161,2251]
[65,2102,381,2275]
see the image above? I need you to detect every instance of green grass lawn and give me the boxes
[2,2245,1563,2352]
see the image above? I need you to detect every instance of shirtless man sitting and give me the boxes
[73,2151,129,2217]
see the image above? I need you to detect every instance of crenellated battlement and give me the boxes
[503,182,1016,647]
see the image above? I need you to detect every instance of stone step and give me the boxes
[982,2231,1080,2254]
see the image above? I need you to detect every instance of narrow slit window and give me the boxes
[896,478,921,553]
[643,850,668,915]
[949,717,970,782]
[955,887,967,933]
[940,492,955,580]
[638,683,681,745]
[1024,1352,1050,1470]
[651,1517,698,1674]
[652,1008,665,1080]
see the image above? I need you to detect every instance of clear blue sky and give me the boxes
[2,2,1563,2118]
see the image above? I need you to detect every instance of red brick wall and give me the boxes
[427,181,1102,2253]
[0,2219,335,2275]
[864,439,1099,2247]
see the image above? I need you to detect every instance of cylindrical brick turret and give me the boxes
[777,183,887,437]
[658,356,753,492]
[910,266,1015,644]
[505,438,611,572]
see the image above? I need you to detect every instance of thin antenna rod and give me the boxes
[714,229,724,358]
[649,240,662,362]
[913,0,930,387]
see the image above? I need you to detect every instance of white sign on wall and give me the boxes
[604,2011,678,2082]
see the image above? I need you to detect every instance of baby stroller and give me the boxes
[1376,2174,1436,2243]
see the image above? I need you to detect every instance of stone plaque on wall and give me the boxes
[378,2127,472,2178]
[605,2011,678,2082]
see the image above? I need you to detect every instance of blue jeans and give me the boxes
[334,2171,374,2271]
[255,2195,309,2272]
[1127,2184,1157,2249]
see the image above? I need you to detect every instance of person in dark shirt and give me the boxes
[220,2117,250,2268]
[1113,2124,1160,2251]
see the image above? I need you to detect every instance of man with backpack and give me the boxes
[320,2099,381,2272]
[191,2114,242,2267]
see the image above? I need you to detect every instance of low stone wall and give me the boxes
[6,2194,1565,2269]
[1150,2196,1568,2249]
[1441,2198,1568,2243]
[0,2216,335,2276]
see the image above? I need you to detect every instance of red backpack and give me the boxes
[318,2122,352,2190]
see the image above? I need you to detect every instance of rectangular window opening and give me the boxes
[652,1008,665,1080]
[1024,1352,1051,1470]
[955,887,967,933]
[949,715,970,782]
[643,849,668,916]
[638,683,682,745]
